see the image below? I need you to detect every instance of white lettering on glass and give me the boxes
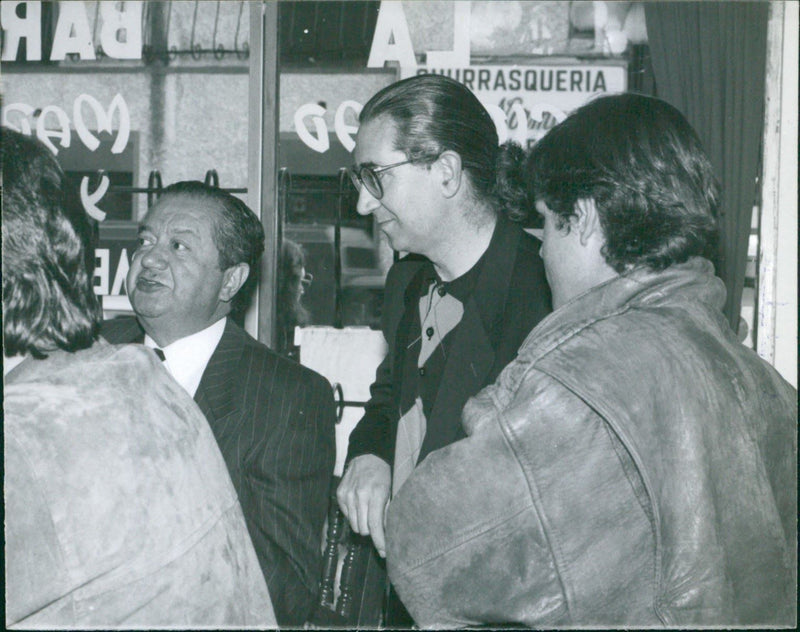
[50,1,96,61]
[367,1,416,69]
[425,2,470,68]
[99,1,142,59]
[1,0,42,61]
[1,1,143,61]
[294,103,330,154]
[74,93,131,153]
[81,173,110,222]
[334,100,361,153]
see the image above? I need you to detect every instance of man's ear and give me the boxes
[219,263,250,303]
[573,198,603,246]
[434,150,463,199]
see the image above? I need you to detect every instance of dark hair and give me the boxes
[360,73,529,221]
[2,128,101,358]
[526,93,720,272]
[277,240,311,348]
[157,181,265,314]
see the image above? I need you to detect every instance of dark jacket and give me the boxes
[386,258,797,627]
[347,216,551,467]
[101,317,336,626]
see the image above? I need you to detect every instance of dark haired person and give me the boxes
[2,129,275,627]
[385,94,797,627]
[101,181,335,626]
[335,73,551,623]
[277,239,312,359]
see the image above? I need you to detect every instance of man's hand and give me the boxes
[336,455,391,557]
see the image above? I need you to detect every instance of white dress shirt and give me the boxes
[144,317,227,397]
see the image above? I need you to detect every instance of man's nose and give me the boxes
[355,186,380,216]
[140,243,168,269]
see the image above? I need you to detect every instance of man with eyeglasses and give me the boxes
[336,74,552,625]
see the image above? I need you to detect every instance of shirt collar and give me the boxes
[144,317,227,397]
[420,220,498,303]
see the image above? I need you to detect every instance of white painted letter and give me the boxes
[294,103,330,154]
[36,105,71,154]
[367,1,416,69]
[1,1,42,61]
[74,93,131,153]
[2,102,36,134]
[94,249,110,295]
[593,1,608,50]
[334,100,362,153]
[100,1,142,59]
[51,1,95,61]
[426,2,470,67]
[111,248,130,294]
[81,174,110,221]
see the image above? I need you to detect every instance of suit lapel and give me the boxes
[194,319,244,424]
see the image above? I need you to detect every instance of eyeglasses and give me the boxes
[301,272,313,288]
[347,159,413,200]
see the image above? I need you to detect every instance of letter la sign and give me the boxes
[367,0,470,69]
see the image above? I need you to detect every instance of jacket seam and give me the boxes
[494,306,668,625]
[392,501,535,573]
[489,388,573,620]
[535,362,668,625]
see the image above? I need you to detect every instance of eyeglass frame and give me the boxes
[347,159,413,200]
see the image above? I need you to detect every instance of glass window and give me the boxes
[1,0,261,325]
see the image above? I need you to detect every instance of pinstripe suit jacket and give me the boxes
[101,317,336,626]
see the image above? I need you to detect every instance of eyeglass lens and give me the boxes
[348,166,383,200]
[360,168,381,198]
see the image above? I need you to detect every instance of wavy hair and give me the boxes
[360,73,530,221]
[278,239,310,330]
[155,181,265,315]
[2,128,101,358]
[526,93,720,272]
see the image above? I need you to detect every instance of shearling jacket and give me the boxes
[5,342,276,628]
[386,258,796,628]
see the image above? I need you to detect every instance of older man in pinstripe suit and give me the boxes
[102,181,336,627]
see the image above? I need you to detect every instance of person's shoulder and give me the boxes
[384,253,428,295]
[228,321,333,393]
[100,316,143,343]
[4,343,189,437]
[9,341,158,385]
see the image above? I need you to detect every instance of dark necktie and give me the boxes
[152,348,166,362]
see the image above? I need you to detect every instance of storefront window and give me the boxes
[273,1,661,349]
[1,0,258,318]
[2,1,757,351]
